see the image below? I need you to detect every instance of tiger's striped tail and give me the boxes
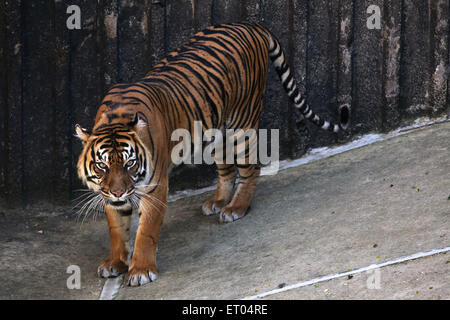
[268,35,350,133]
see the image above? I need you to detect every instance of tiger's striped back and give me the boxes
[140,22,272,134]
[98,22,346,141]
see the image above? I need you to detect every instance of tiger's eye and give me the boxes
[126,160,135,167]
[97,162,107,169]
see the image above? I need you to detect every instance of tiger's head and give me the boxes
[75,113,151,210]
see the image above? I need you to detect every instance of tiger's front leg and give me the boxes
[98,206,131,278]
[127,182,168,286]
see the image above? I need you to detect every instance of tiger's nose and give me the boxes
[111,190,125,198]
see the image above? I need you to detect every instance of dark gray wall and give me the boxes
[1,0,449,207]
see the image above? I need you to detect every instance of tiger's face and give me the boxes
[75,120,150,210]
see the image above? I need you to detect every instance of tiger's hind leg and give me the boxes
[218,123,261,223]
[216,91,264,223]
[202,163,236,216]
[219,164,260,223]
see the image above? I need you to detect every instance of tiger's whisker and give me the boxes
[136,191,167,208]
[72,192,98,210]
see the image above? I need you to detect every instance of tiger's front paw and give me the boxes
[97,258,128,278]
[126,264,158,287]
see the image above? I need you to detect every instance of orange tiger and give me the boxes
[75,22,349,286]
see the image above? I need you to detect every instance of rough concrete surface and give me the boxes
[0,209,107,299]
[0,121,449,300]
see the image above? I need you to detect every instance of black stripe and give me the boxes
[283,72,294,87]
[118,209,132,216]
[270,46,282,59]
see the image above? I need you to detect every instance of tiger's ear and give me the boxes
[75,124,90,143]
[129,114,147,136]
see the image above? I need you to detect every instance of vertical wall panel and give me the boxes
[240,0,261,22]
[306,0,340,146]
[100,0,119,93]
[352,0,384,134]
[289,0,311,158]
[0,0,8,202]
[52,0,72,203]
[21,1,58,204]
[211,0,240,24]
[195,0,214,31]
[381,0,402,131]
[400,0,430,117]
[260,0,291,159]
[2,1,24,206]
[337,0,354,137]
[426,0,449,114]
[165,0,201,53]
[149,0,166,64]
[118,0,152,83]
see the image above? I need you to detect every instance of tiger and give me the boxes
[75,22,350,287]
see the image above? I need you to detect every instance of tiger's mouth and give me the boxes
[104,198,130,207]
[99,188,135,208]
[110,200,127,206]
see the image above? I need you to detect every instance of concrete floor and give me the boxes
[1,121,449,299]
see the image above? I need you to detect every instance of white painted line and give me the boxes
[241,246,450,300]
[99,275,124,300]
